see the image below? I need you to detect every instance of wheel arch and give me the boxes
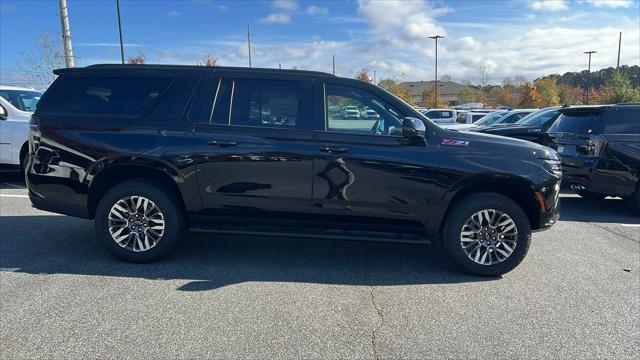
[437,175,543,233]
[86,157,191,219]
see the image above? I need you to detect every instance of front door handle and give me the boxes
[208,139,237,147]
[319,146,349,154]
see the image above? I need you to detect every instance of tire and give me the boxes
[94,180,185,262]
[442,192,531,276]
[575,189,606,200]
[19,144,28,174]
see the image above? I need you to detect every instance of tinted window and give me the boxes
[189,78,232,125]
[231,79,302,128]
[425,110,440,118]
[502,113,528,124]
[39,76,172,115]
[549,110,601,134]
[440,111,453,118]
[601,109,640,134]
[0,90,42,112]
[326,84,404,136]
[517,109,560,126]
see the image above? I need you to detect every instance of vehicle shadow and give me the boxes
[0,170,26,189]
[560,196,640,224]
[0,215,495,291]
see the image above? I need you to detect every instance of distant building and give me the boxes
[397,80,468,106]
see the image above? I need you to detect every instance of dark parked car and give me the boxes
[27,64,562,276]
[475,106,562,145]
[546,104,639,207]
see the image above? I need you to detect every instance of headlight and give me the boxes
[540,158,562,177]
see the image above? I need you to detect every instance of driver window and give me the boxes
[325,84,404,136]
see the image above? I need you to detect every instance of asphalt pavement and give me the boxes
[1,169,638,359]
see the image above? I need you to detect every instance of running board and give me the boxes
[189,225,432,245]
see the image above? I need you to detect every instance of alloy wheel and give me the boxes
[107,195,165,252]
[460,209,518,266]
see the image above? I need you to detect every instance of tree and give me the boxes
[559,84,582,105]
[127,52,146,64]
[391,86,415,106]
[198,53,219,67]
[458,87,475,104]
[422,87,446,108]
[479,64,492,87]
[378,78,397,90]
[535,77,560,107]
[605,70,640,104]
[15,31,66,89]
[355,69,372,83]
[519,82,541,108]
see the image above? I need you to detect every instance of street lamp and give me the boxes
[428,35,444,108]
[584,51,596,104]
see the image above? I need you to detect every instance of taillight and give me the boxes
[578,135,607,157]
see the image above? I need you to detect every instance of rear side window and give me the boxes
[600,109,640,134]
[230,79,303,129]
[549,110,601,134]
[39,75,173,115]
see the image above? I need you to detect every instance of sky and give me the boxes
[1,0,639,86]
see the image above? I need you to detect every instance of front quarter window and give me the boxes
[325,84,404,136]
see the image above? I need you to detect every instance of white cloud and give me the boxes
[259,13,291,24]
[166,10,180,17]
[584,0,634,8]
[530,0,569,11]
[306,5,329,15]
[272,0,298,11]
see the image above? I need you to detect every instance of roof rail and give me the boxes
[69,63,335,77]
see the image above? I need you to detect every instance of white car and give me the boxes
[342,106,360,119]
[419,108,457,124]
[0,85,43,170]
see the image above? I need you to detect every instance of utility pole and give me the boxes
[116,0,125,64]
[332,54,335,75]
[373,70,376,85]
[584,51,597,104]
[428,35,444,108]
[247,25,252,68]
[278,63,281,70]
[58,0,75,68]
[617,32,621,69]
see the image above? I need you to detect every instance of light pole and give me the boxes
[584,50,596,103]
[116,0,125,64]
[428,35,444,108]
[373,70,376,85]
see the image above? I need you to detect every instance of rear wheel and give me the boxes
[574,189,607,200]
[94,180,185,262]
[442,192,531,276]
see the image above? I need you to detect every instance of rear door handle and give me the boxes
[208,139,237,147]
[319,146,349,154]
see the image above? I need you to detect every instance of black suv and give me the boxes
[547,104,640,207]
[27,65,561,276]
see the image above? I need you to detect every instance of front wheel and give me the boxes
[442,192,531,276]
[94,180,185,262]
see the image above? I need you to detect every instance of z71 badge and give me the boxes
[441,138,470,147]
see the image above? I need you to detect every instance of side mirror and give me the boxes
[0,105,7,120]
[402,117,426,138]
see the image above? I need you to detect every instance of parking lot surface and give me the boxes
[1,170,639,359]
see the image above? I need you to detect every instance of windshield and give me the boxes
[0,90,43,112]
[474,112,506,126]
[517,109,560,126]
[548,110,601,134]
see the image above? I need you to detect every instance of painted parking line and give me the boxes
[621,224,640,227]
[0,194,28,198]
